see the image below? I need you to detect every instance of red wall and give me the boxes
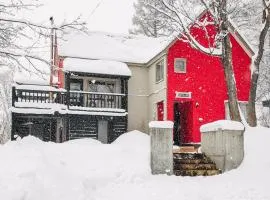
[166,19,251,143]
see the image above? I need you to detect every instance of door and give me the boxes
[173,101,193,145]
[98,120,108,143]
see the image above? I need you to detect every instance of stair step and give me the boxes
[174,163,217,170]
[174,169,221,176]
[173,146,198,153]
[173,153,205,160]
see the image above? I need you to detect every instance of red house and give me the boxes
[11,11,253,146]
[165,13,253,144]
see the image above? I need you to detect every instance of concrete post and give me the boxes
[200,120,245,172]
[149,121,174,175]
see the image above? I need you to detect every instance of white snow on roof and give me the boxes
[15,84,66,92]
[200,120,245,132]
[149,121,174,129]
[64,58,132,77]
[59,31,172,64]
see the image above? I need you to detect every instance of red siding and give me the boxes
[58,58,65,88]
[167,19,251,143]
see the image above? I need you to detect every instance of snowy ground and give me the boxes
[0,128,269,200]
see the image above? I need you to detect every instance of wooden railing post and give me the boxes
[66,72,71,109]
[120,79,128,111]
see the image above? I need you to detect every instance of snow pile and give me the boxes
[0,128,269,200]
[200,120,245,132]
[59,31,172,64]
[64,58,132,77]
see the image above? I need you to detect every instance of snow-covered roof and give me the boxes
[64,58,132,77]
[59,31,172,64]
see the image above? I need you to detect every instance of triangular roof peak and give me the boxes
[193,9,255,57]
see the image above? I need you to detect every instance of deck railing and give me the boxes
[12,87,127,110]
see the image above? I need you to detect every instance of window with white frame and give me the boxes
[174,58,186,73]
[156,59,164,83]
[225,101,248,120]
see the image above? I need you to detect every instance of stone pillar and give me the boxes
[149,121,174,175]
[200,120,245,172]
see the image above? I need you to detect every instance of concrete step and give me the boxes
[173,153,221,176]
[173,153,205,160]
[174,163,217,170]
[174,158,214,165]
[174,169,221,176]
[173,146,198,153]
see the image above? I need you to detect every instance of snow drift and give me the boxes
[0,128,269,200]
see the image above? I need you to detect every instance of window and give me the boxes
[156,60,164,83]
[174,58,186,73]
[89,81,115,93]
[157,101,164,121]
[88,81,116,107]
[225,101,248,120]
[70,79,83,106]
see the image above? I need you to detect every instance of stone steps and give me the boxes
[174,169,221,176]
[174,163,217,170]
[173,152,221,176]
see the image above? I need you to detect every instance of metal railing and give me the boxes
[12,87,127,110]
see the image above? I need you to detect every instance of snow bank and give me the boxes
[113,130,149,150]
[0,128,269,200]
[59,31,172,64]
[200,120,245,132]
[64,58,132,77]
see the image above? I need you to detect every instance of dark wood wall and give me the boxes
[12,113,127,143]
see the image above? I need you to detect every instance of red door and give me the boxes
[180,101,193,143]
[174,101,193,145]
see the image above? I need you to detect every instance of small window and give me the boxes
[156,60,164,83]
[157,101,164,121]
[174,58,186,73]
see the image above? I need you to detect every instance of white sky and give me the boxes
[14,0,137,82]
[26,0,136,34]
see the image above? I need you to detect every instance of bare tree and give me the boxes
[0,0,87,142]
[130,0,175,37]
[247,0,270,126]
[0,67,13,144]
[0,0,86,75]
